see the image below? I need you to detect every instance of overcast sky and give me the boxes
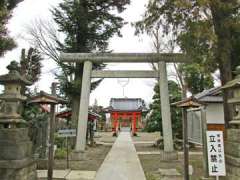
[0,0,164,107]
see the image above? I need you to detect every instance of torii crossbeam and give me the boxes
[60,52,190,63]
[60,52,191,160]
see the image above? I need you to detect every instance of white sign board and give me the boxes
[57,129,76,137]
[206,131,226,176]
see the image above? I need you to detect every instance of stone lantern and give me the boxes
[221,65,240,179]
[0,61,36,180]
[222,66,240,127]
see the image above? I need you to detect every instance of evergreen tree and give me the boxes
[178,63,214,95]
[20,48,42,83]
[51,0,130,128]
[135,0,240,125]
[0,0,23,56]
[146,80,182,138]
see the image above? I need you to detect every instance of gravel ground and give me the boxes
[132,132,161,142]
[133,132,205,180]
[37,132,115,171]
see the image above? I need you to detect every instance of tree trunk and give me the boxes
[70,64,83,147]
[219,63,233,128]
[210,1,233,127]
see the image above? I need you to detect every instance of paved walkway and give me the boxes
[95,132,146,180]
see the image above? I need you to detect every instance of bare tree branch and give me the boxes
[24,18,72,81]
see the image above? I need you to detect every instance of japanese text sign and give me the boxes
[206,131,226,176]
[57,129,76,137]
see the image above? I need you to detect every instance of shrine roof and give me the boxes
[194,86,222,103]
[172,87,223,107]
[56,109,101,119]
[109,98,147,111]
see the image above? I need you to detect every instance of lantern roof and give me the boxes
[56,109,101,120]
[28,91,67,104]
[222,66,240,90]
[0,61,32,85]
[172,96,203,108]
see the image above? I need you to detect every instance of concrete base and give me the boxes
[0,163,36,180]
[0,128,37,180]
[225,128,240,179]
[70,151,86,161]
[160,151,178,161]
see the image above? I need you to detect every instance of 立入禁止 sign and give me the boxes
[206,131,226,176]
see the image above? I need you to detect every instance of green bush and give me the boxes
[55,148,67,159]
[55,135,66,148]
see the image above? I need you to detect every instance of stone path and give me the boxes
[37,170,96,180]
[95,132,146,180]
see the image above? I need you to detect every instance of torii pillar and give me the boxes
[159,62,176,160]
[60,53,189,159]
[75,61,92,153]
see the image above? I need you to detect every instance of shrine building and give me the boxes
[107,98,147,136]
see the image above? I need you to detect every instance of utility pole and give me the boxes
[48,83,57,180]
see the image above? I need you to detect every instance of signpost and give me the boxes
[206,131,226,179]
[57,129,76,169]
[58,129,77,137]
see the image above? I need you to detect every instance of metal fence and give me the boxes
[187,108,202,145]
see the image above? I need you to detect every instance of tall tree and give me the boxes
[135,0,240,126]
[51,0,130,129]
[146,80,182,138]
[178,63,214,95]
[20,48,42,83]
[19,47,42,96]
[0,0,23,56]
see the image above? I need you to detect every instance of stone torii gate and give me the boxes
[60,53,190,159]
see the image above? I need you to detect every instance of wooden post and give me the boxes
[66,137,69,169]
[182,108,189,180]
[48,83,57,180]
[201,106,209,178]
[113,113,118,135]
[132,113,137,135]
